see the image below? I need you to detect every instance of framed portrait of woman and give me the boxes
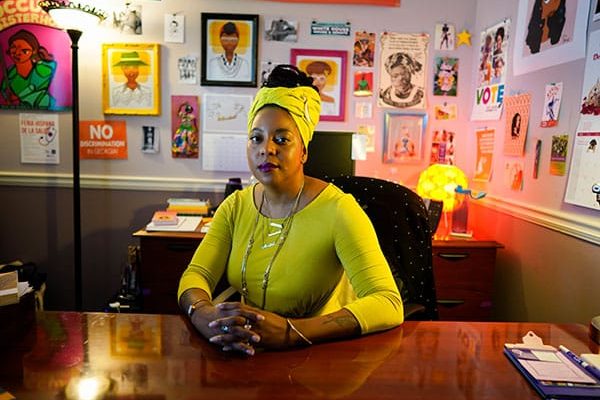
[201,13,259,87]
[102,43,160,115]
[383,112,427,163]
[291,49,347,122]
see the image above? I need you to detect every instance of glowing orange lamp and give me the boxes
[416,164,468,238]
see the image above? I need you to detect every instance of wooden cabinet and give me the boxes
[133,230,203,314]
[432,239,503,321]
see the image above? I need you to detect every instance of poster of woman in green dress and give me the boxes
[0,25,71,111]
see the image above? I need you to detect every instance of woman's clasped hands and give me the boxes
[203,302,292,355]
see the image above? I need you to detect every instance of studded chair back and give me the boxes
[329,176,438,320]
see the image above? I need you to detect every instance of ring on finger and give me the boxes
[220,324,230,334]
[243,318,252,330]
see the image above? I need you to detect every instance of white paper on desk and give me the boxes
[146,216,202,232]
[520,352,596,384]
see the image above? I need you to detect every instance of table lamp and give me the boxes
[39,0,107,310]
[416,164,468,238]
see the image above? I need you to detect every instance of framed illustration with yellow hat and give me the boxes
[102,43,160,115]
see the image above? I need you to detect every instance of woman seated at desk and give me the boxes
[178,65,403,356]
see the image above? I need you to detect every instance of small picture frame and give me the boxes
[291,48,347,121]
[102,43,160,115]
[383,112,427,163]
[201,13,259,87]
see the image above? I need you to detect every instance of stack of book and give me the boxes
[166,198,210,216]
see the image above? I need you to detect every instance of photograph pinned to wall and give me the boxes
[549,134,569,176]
[382,112,427,163]
[260,60,280,85]
[430,129,455,165]
[79,120,128,160]
[503,92,531,156]
[142,126,159,154]
[433,57,458,96]
[19,113,59,164]
[171,95,199,159]
[352,133,368,160]
[434,102,457,120]
[474,128,495,181]
[434,22,455,50]
[291,48,347,121]
[202,93,252,133]
[471,19,510,121]
[378,32,429,110]
[564,127,600,210]
[0,25,72,111]
[357,124,375,152]
[177,56,198,84]
[540,82,563,127]
[504,161,524,191]
[201,13,259,87]
[111,2,143,35]
[164,14,184,43]
[265,18,298,42]
[513,0,590,76]
[353,31,375,67]
[102,43,160,115]
[579,30,600,117]
[355,101,373,119]
[353,71,373,96]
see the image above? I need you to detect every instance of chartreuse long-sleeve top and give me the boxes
[178,183,403,334]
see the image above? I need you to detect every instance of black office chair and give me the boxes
[329,175,438,320]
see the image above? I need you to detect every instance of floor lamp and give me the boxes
[39,1,106,310]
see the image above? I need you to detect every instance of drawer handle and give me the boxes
[167,243,197,252]
[437,299,465,308]
[437,253,469,261]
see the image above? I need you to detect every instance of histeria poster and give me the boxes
[19,113,59,164]
[471,19,510,121]
[0,2,72,111]
[378,32,429,110]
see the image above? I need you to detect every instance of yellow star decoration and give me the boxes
[456,29,472,47]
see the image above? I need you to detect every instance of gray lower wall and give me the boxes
[0,185,223,311]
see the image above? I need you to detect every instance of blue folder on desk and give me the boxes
[504,347,600,399]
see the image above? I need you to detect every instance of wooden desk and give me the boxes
[133,228,205,314]
[432,239,503,321]
[2,312,596,399]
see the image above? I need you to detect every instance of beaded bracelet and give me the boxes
[286,318,313,345]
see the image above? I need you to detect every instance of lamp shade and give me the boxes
[416,164,468,212]
[38,0,107,31]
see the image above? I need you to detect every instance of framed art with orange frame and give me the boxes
[201,13,259,87]
[291,48,347,122]
[102,43,160,116]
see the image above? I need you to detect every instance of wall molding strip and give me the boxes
[481,195,600,246]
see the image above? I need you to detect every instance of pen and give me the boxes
[559,345,600,381]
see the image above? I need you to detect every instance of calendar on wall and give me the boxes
[202,134,250,172]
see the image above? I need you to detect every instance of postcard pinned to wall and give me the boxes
[503,93,531,156]
[471,19,510,121]
[171,95,199,159]
[202,93,252,133]
[540,82,563,127]
[430,129,456,165]
[177,56,198,84]
[433,57,458,96]
[434,23,455,50]
[474,128,495,182]
[353,31,375,67]
[357,124,375,152]
[265,18,298,42]
[19,113,59,164]
[434,103,457,120]
[164,14,184,43]
[504,161,524,191]
[550,134,569,176]
[513,0,590,76]
[354,71,373,96]
[378,32,429,110]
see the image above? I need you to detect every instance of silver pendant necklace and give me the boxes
[240,181,304,308]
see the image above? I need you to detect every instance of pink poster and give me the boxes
[0,24,72,111]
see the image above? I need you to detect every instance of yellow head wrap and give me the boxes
[247,86,321,148]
